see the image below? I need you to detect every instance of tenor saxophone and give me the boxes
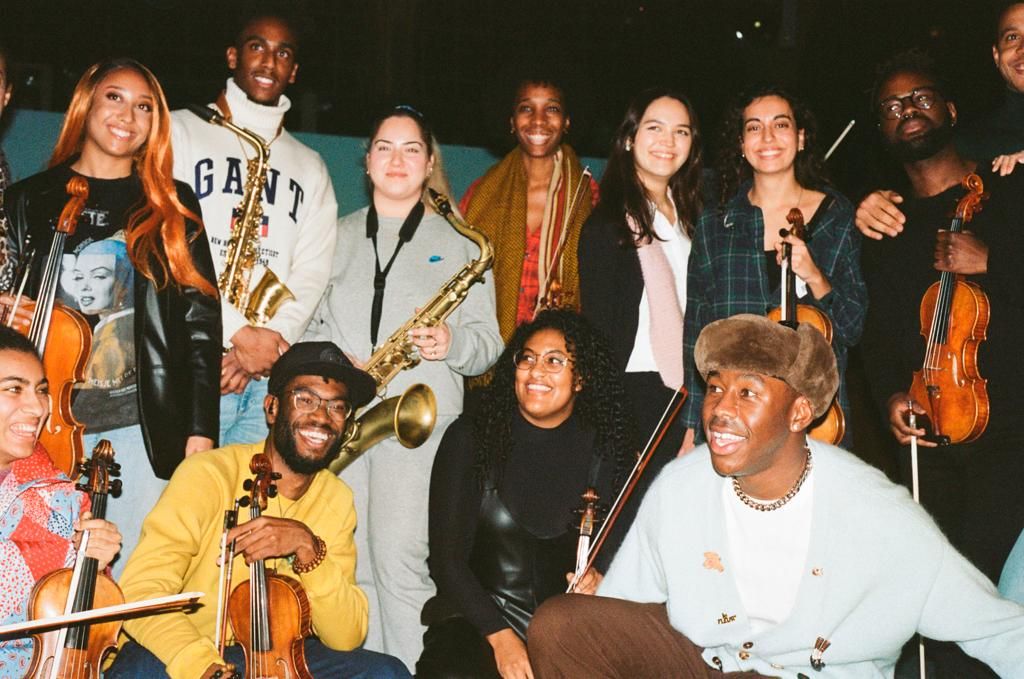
[328,189,494,473]
[187,105,295,325]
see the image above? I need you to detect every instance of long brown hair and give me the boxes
[50,59,217,297]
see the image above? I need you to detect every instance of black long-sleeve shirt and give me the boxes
[860,165,1024,437]
[427,412,616,636]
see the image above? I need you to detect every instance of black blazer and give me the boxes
[577,208,645,370]
[5,164,222,479]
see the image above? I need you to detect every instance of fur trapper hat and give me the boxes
[694,314,839,417]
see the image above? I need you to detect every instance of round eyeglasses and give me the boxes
[284,388,353,421]
[513,350,572,374]
[878,87,939,120]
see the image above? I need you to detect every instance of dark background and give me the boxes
[1,0,1015,474]
[0,0,1012,196]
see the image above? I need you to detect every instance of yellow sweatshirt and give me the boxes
[119,442,368,679]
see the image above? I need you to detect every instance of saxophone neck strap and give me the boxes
[366,201,426,349]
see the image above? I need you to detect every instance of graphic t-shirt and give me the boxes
[55,172,141,432]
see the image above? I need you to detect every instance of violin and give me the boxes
[908,173,990,445]
[567,487,602,592]
[26,439,123,679]
[537,167,592,313]
[227,453,313,679]
[566,388,686,593]
[2,177,93,476]
[767,207,846,444]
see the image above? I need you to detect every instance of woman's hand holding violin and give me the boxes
[72,511,122,571]
[0,292,34,330]
[775,231,832,299]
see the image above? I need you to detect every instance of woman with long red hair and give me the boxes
[3,58,221,573]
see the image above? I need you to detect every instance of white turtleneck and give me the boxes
[170,78,338,346]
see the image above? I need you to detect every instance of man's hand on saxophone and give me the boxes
[409,319,451,361]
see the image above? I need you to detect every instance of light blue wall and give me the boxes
[3,109,606,212]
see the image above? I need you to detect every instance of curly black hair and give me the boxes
[473,309,638,491]
[716,83,829,205]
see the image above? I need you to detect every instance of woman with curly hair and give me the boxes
[681,84,866,448]
[418,309,637,679]
[3,58,221,572]
[578,87,703,467]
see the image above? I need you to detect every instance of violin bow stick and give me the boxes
[539,167,592,309]
[0,592,204,638]
[824,120,856,161]
[907,403,926,678]
[566,387,687,593]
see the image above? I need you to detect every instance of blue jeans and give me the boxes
[83,425,166,580]
[108,639,410,679]
[220,378,270,445]
[999,529,1024,605]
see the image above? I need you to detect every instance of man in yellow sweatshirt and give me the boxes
[107,342,410,679]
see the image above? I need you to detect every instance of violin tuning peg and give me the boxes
[238,497,251,508]
[272,473,282,480]
[268,486,278,498]
[75,482,87,493]
[243,479,253,491]
[110,479,123,497]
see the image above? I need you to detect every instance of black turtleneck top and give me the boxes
[427,410,617,637]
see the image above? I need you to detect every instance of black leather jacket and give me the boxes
[5,165,222,479]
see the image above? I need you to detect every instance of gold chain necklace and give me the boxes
[732,446,812,512]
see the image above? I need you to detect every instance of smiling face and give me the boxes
[994,3,1024,93]
[740,95,804,178]
[227,15,298,105]
[514,328,580,429]
[0,349,49,471]
[268,374,349,475]
[877,71,956,162]
[366,114,433,207]
[511,82,569,159]
[702,369,806,483]
[631,96,693,195]
[78,68,154,176]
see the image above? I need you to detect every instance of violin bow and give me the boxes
[824,120,856,161]
[907,403,926,678]
[537,167,592,311]
[567,386,687,592]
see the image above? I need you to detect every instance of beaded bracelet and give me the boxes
[291,535,327,574]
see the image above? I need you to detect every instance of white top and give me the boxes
[171,78,339,346]
[721,471,814,635]
[626,205,690,372]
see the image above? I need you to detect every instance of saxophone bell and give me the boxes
[328,383,437,474]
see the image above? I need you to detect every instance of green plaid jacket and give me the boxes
[681,184,867,441]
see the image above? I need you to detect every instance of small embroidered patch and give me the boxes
[429,255,443,262]
[703,551,724,572]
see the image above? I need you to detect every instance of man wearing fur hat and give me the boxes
[526,315,1024,678]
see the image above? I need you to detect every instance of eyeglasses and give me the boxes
[284,388,353,421]
[877,87,940,120]
[513,350,573,374]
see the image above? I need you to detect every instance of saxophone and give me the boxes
[187,105,294,325]
[328,189,495,473]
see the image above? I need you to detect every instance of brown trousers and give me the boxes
[527,595,772,679]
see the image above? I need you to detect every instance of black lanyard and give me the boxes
[366,202,425,349]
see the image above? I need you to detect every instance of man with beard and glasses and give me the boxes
[526,315,1024,678]
[859,52,1024,678]
[108,342,410,679]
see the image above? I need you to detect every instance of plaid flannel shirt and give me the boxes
[682,184,867,440]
